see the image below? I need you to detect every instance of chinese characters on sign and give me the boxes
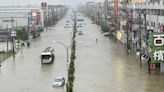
[153,50,164,61]
[153,34,164,46]
[151,33,164,63]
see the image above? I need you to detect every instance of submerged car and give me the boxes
[53,76,65,87]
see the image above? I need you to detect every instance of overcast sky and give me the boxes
[0,0,104,7]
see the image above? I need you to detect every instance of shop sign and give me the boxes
[35,12,41,25]
[150,33,164,63]
[41,2,47,10]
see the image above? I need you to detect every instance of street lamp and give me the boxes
[6,24,9,52]
[64,19,74,41]
[53,40,70,92]
[64,25,73,45]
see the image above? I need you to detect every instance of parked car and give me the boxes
[35,25,43,32]
[53,76,65,87]
[31,31,40,38]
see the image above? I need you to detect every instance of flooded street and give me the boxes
[74,17,164,92]
[0,13,72,92]
[0,12,164,92]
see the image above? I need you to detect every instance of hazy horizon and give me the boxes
[0,0,104,7]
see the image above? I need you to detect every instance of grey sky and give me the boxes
[0,0,104,7]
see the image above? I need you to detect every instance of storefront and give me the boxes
[150,32,164,73]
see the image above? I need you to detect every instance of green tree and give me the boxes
[16,27,28,41]
[101,21,109,32]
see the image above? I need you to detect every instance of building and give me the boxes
[125,0,164,73]
[0,7,40,29]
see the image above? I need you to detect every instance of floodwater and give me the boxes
[0,10,73,92]
[74,17,164,92]
[0,10,164,92]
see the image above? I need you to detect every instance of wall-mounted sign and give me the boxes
[3,19,14,22]
[150,33,164,63]
[35,12,41,25]
[114,0,118,16]
[41,2,47,10]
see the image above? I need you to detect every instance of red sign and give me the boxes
[41,2,47,9]
[160,26,164,32]
[114,0,118,16]
[35,12,41,25]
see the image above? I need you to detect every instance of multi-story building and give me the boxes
[127,0,164,32]
[126,0,164,73]
[0,7,40,29]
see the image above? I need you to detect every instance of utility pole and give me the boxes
[6,24,9,52]
[139,11,142,67]
[125,0,130,54]
[126,15,129,54]
[144,9,147,47]
[11,17,13,28]
[28,13,30,36]
[11,17,15,56]
[143,9,150,73]
[27,11,32,41]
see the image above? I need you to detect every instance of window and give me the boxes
[147,21,149,26]
[158,23,160,28]
[157,9,160,15]
[151,9,155,15]
[151,22,154,26]
[147,9,150,15]
[162,10,164,16]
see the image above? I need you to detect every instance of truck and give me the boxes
[41,47,55,64]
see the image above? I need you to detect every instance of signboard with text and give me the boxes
[35,12,41,25]
[114,0,118,16]
[41,2,47,10]
[160,26,164,32]
[150,32,164,63]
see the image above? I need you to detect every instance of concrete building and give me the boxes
[96,0,164,73]
[125,0,164,73]
[0,7,40,29]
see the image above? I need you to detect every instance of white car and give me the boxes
[53,76,65,87]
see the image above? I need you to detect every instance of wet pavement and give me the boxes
[74,17,164,92]
[0,12,164,92]
[0,11,73,92]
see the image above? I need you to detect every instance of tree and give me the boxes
[16,27,28,41]
[101,21,109,32]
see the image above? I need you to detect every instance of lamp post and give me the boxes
[66,29,72,45]
[27,12,31,40]
[64,22,73,45]
[139,10,142,67]
[6,24,9,52]
[126,9,131,54]
[53,40,70,92]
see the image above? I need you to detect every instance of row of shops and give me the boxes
[105,12,164,74]
[79,1,164,74]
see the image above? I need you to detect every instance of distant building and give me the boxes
[0,29,11,41]
[0,7,40,29]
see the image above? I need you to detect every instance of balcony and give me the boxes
[126,1,164,10]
